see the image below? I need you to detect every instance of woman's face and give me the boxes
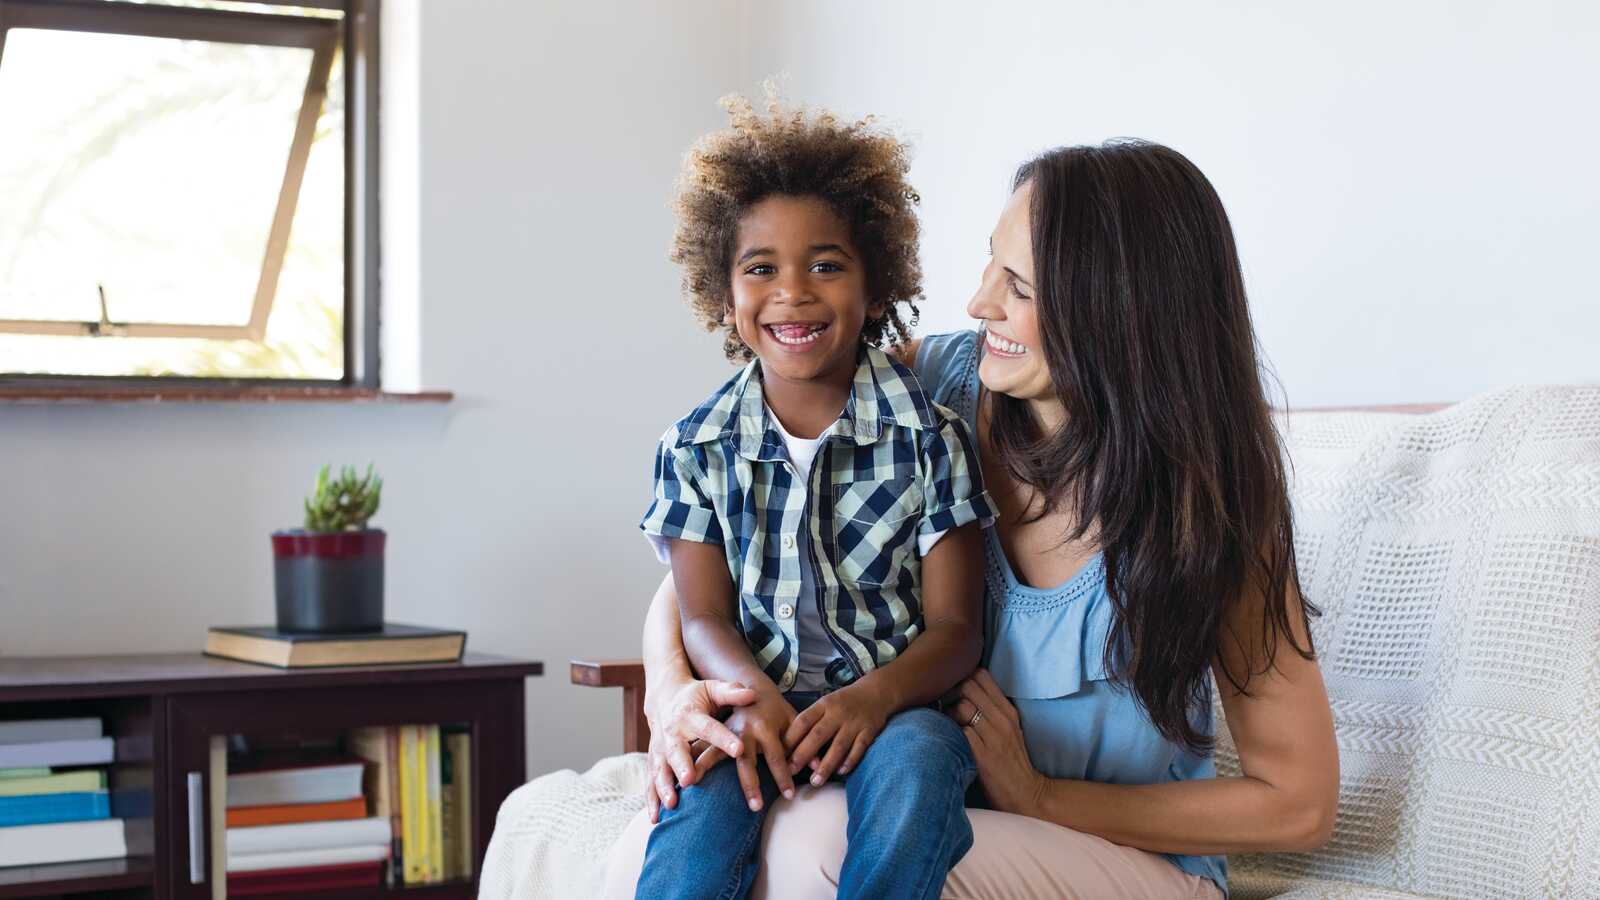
[968,180,1054,403]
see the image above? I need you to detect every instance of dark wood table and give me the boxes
[0,652,542,900]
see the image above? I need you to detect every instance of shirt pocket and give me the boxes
[830,476,923,587]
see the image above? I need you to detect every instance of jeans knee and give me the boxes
[660,759,747,823]
[870,707,973,770]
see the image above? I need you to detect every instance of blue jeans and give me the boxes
[634,696,976,900]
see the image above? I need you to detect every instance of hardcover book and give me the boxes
[204,623,466,668]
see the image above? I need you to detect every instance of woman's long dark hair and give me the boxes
[989,140,1315,753]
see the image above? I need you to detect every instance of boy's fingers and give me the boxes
[735,752,763,812]
[787,717,839,776]
[782,705,820,748]
[838,732,872,776]
[761,732,797,799]
[810,728,854,785]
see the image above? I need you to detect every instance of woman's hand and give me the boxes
[946,668,1048,817]
[643,678,757,823]
[783,681,893,786]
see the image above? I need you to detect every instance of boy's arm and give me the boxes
[667,539,770,690]
[668,538,802,804]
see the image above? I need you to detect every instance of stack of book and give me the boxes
[0,717,126,868]
[347,724,474,885]
[223,753,390,894]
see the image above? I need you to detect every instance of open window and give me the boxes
[0,0,379,387]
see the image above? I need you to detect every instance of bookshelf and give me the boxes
[0,652,542,900]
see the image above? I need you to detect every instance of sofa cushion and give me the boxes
[1217,386,1600,899]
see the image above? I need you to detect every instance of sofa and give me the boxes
[482,385,1600,899]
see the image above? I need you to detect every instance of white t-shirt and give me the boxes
[646,406,946,692]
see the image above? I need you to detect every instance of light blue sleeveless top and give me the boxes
[915,331,1227,895]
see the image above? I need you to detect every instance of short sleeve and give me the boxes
[917,412,995,536]
[639,434,723,550]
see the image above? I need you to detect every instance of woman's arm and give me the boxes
[952,581,1339,855]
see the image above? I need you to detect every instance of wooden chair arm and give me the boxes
[571,658,650,754]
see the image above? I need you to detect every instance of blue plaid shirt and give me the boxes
[641,345,994,691]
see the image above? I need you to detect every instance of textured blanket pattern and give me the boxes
[481,752,648,900]
[1220,386,1600,900]
[483,386,1600,900]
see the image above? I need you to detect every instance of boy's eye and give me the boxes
[745,264,776,276]
[811,261,844,273]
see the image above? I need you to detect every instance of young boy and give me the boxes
[634,95,995,900]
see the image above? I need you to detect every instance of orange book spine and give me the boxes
[225,796,368,828]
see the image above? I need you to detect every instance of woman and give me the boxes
[606,140,1339,899]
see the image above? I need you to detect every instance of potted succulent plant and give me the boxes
[272,464,385,634]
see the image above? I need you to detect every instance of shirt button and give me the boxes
[776,603,795,620]
[781,534,795,550]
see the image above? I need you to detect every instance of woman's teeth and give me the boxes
[768,323,828,345]
[985,331,1027,355]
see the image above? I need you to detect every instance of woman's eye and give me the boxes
[1007,276,1031,301]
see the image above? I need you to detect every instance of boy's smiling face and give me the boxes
[726,194,878,389]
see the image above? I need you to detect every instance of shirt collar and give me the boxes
[677,344,939,460]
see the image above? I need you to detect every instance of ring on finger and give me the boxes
[967,708,983,727]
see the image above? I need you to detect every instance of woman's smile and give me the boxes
[983,329,1027,358]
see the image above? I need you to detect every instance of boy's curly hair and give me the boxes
[671,90,923,362]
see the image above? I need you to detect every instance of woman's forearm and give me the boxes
[1028,772,1334,855]
[641,572,694,720]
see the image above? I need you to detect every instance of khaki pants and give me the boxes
[603,783,1224,900]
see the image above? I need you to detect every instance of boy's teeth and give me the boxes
[985,332,1026,355]
[770,323,826,344]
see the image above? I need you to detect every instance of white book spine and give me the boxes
[0,717,103,745]
[0,819,127,867]
[227,816,392,855]
[0,737,114,768]
[226,843,389,873]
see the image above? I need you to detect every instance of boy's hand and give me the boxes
[783,680,893,786]
[718,687,800,810]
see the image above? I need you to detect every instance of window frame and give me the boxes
[0,0,382,391]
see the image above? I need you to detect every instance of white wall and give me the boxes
[2,0,741,778]
[742,0,1600,406]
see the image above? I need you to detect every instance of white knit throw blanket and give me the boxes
[1221,385,1600,899]
[483,385,1600,900]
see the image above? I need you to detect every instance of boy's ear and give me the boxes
[722,308,735,326]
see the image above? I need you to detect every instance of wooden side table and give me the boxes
[0,652,542,900]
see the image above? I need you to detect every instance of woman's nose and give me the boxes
[967,273,1001,321]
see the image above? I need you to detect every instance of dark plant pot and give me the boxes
[271,529,385,634]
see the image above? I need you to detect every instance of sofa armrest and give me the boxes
[571,658,649,753]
